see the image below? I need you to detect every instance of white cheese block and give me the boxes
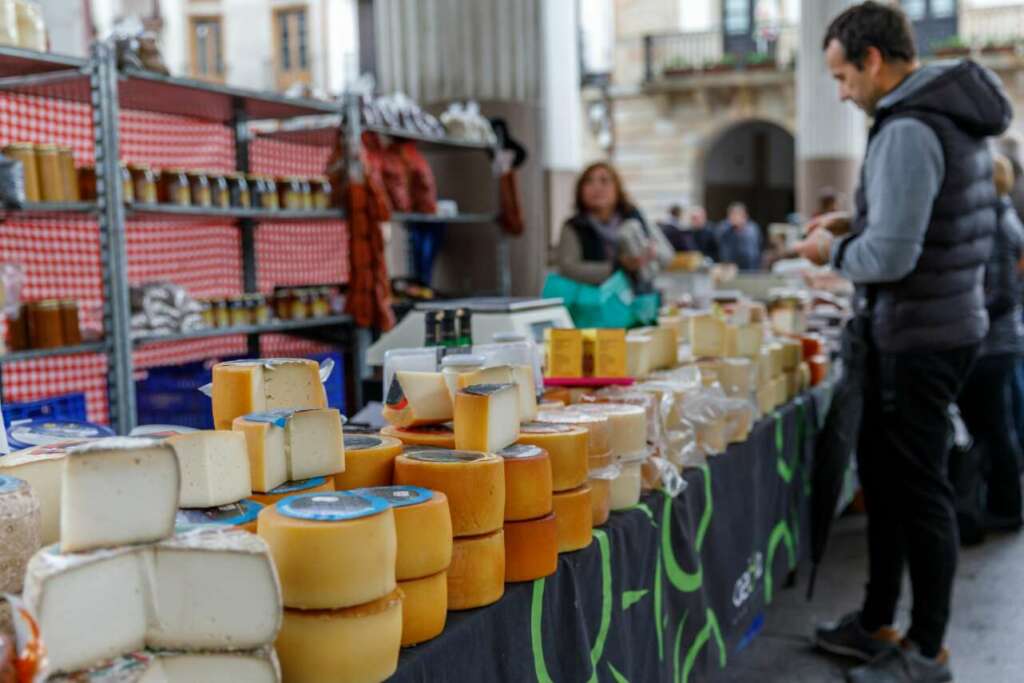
[629,327,678,370]
[0,475,40,593]
[719,358,754,398]
[159,647,280,682]
[457,365,538,423]
[24,545,149,674]
[689,315,726,358]
[166,431,252,508]
[61,438,180,553]
[453,384,521,453]
[767,343,785,378]
[573,403,647,457]
[147,528,282,650]
[724,323,763,358]
[626,336,654,379]
[0,442,77,545]
[383,371,454,427]
[233,409,345,491]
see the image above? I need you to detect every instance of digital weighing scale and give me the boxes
[367,297,573,366]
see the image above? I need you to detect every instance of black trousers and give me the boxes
[858,342,978,658]
[958,353,1024,521]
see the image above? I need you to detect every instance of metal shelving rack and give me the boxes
[0,44,511,433]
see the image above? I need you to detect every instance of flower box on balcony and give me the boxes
[934,46,971,57]
[981,43,1017,57]
[663,66,697,78]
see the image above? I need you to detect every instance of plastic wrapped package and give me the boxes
[585,387,660,446]
[383,347,441,397]
[634,381,698,469]
[643,455,687,498]
[723,398,755,445]
[679,386,731,458]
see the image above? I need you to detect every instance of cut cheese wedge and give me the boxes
[393,451,504,537]
[354,486,453,581]
[166,431,251,508]
[719,358,754,398]
[276,590,403,683]
[383,371,453,428]
[0,443,73,545]
[629,326,678,370]
[457,365,538,423]
[534,409,610,458]
[398,570,448,647]
[380,423,456,449]
[689,314,727,358]
[572,403,647,458]
[516,423,588,492]
[724,323,763,358]
[212,358,326,430]
[60,437,180,553]
[552,485,593,553]
[447,531,505,610]
[503,514,557,583]
[334,435,402,490]
[626,335,654,379]
[495,444,553,521]
[232,408,345,492]
[248,477,334,506]
[0,476,40,594]
[453,383,520,453]
[258,491,396,610]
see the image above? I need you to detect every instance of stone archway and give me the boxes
[701,119,796,228]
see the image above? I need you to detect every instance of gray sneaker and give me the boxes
[814,611,901,662]
[847,643,952,683]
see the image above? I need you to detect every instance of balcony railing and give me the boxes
[643,25,798,84]
[961,4,1024,45]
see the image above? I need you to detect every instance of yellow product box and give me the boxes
[545,328,583,378]
[582,328,627,377]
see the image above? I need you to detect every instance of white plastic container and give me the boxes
[609,451,646,510]
[383,347,440,398]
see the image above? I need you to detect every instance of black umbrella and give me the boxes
[807,315,870,600]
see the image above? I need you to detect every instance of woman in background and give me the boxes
[557,162,673,294]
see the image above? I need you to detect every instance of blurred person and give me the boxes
[557,162,674,294]
[955,154,1024,535]
[715,202,762,271]
[687,205,719,260]
[658,203,699,252]
[794,3,1011,681]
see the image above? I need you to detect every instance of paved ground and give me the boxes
[716,514,1024,682]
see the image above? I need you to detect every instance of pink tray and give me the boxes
[543,376,636,388]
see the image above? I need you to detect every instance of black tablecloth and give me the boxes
[391,388,827,683]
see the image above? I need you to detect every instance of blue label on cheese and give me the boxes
[277,491,387,522]
[241,409,298,428]
[8,419,114,449]
[267,477,327,495]
[0,475,25,494]
[176,500,262,528]
[355,485,432,508]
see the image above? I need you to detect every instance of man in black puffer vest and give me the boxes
[795,4,1012,682]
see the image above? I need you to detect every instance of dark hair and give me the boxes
[669,204,683,217]
[574,162,635,216]
[727,201,748,214]
[822,1,916,69]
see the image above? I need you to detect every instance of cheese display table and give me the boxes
[390,386,828,682]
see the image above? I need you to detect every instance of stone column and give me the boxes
[797,0,866,218]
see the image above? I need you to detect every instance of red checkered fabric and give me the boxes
[0,95,347,425]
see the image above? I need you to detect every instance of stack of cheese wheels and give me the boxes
[259,492,402,683]
[334,434,403,490]
[393,450,506,610]
[354,486,453,646]
[496,444,557,582]
[381,424,457,449]
[573,404,648,511]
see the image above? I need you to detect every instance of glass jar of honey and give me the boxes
[273,289,291,320]
[77,166,97,201]
[278,177,303,211]
[200,301,214,328]
[261,177,279,210]
[228,298,248,327]
[291,289,311,320]
[36,145,64,202]
[129,164,158,205]
[212,299,229,328]
[188,171,212,208]
[209,173,230,209]
[120,163,135,204]
[228,173,251,208]
[252,294,271,325]
[313,177,332,210]
[311,287,330,318]
[28,300,63,349]
[3,143,39,202]
[300,178,314,210]
[6,303,27,351]
[159,169,190,206]
[59,300,81,345]
[58,148,80,202]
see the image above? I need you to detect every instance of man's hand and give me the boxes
[793,228,835,266]
[619,254,643,272]
[805,211,852,237]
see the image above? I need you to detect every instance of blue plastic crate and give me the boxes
[309,352,346,415]
[3,393,88,428]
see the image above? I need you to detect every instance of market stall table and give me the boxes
[390,385,829,682]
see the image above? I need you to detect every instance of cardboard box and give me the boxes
[582,328,627,377]
[545,328,583,378]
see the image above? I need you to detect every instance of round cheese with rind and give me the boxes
[572,403,647,457]
[515,423,588,492]
[381,424,456,449]
[503,514,557,583]
[447,530,505,611]
[276,589,403,683]
[398,571,447,647]
[588,475,611,527]
[355,486,453,581]
[248,477,333,506]
[257,492,396,610]
[0,476,40,594]
[495,444,553,521]
[552,485,593,553]
[334,435,402,490]
[393,451,504,537]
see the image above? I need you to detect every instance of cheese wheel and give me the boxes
[589,451,613,470]
[572,403,646,457]
[447,530,505,610]
[610,461,643,510]
[535,409,610,457]
[588,476,611,527]
[354,486,453,581]
[257,492,397,609]
[335,435,403,490]
[516,423,588,492]
[0,476,40,594]
[381,424,456,449]
[276,590,402,683]
[503,514,557,583]
[552,485,593,553]
[398,570,447,646]
[212,358,326,430]
[393,451,504,537]
[176,499,264,534]
[0,442,77,545]
[496,444,553,521]
[248,477,334,506]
